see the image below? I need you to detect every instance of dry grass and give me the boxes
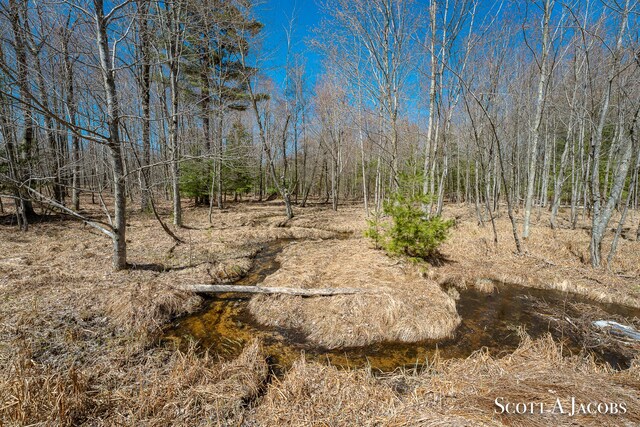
[100,339,268,426]
[252,334,640,427]
[249,238,460,348]
[0,358,92,426]
[105,283,203,346]
[1,197,639,426]
[391,333,640,426]
[532,300,640,364]
[252,357,400,425]
[0,199,336,425]
[433,205,640,308]
[284,203,367,234]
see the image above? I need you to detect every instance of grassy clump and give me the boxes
[252,334,640,426]
[366,194,454,260]
[248,238,461,349]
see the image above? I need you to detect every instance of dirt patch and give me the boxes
[248,238,461,348]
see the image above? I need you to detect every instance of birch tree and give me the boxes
[588,0,634,267]
[318,0,417,194]
[522,0,554,239]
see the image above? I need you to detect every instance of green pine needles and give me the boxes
[179,159,213,203]
[366,194,454,261]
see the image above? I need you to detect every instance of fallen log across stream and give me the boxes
[180,284,371,296]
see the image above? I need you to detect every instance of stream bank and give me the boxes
[165,237,640,372]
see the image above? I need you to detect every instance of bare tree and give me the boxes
[93,0,130,269]
[588,0,634,267]
[316,74,349,211]
[135,0,152,212]
[318,0,417,195]
[7,0,36,225]
[522,0,554,239]
[157,0,184,226]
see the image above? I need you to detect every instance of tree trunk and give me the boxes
[94,0,127,270]
[169,73,181,226]
[0,65,24,227]
[550,80,579,228]
[62,26,81,211]
[607,144,639,267]
[588,0,630,267]
[8,0,35,223]
[217,111,224,209]
[30,38,64,204]
[331,153,338,211]
[522,0,552,239]
[423,0,438,209]
[591,131,633,267]
[165,1,182,226]
[181,284,370,296]
[139,0,152,212]
[358,118,369,216]
[245,79,294,219]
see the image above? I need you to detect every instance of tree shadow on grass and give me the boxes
[0,210,111,227]
[127,262,208,272]
[423,251,455,267]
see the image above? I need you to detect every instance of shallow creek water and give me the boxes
[164,239,640,372]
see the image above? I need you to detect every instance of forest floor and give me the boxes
[434,204,640,309]
[0,198,639,426]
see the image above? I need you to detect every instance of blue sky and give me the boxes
[252,0,508,108]
[250,0,619,120]
[255,0,323,88]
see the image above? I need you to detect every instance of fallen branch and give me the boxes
[180,284,371,297]
[19,185,114,238]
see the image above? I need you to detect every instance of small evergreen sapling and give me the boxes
[366,194,454,260]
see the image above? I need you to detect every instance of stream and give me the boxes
[164,238,640,372]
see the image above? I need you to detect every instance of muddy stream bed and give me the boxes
[164,238,640,373]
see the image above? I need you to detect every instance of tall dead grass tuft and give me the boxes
[388,334,640,426]
[252,357,399,426]
[249,238,460,348]
[105,283,202,346]
[253,335,640,426]
[103,339,269,425]
[0,358,92,426]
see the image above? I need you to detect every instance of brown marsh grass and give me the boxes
[434,204,640,308]
[1,197,639,425]
[252,334,640,426]
[249,238,461,348]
